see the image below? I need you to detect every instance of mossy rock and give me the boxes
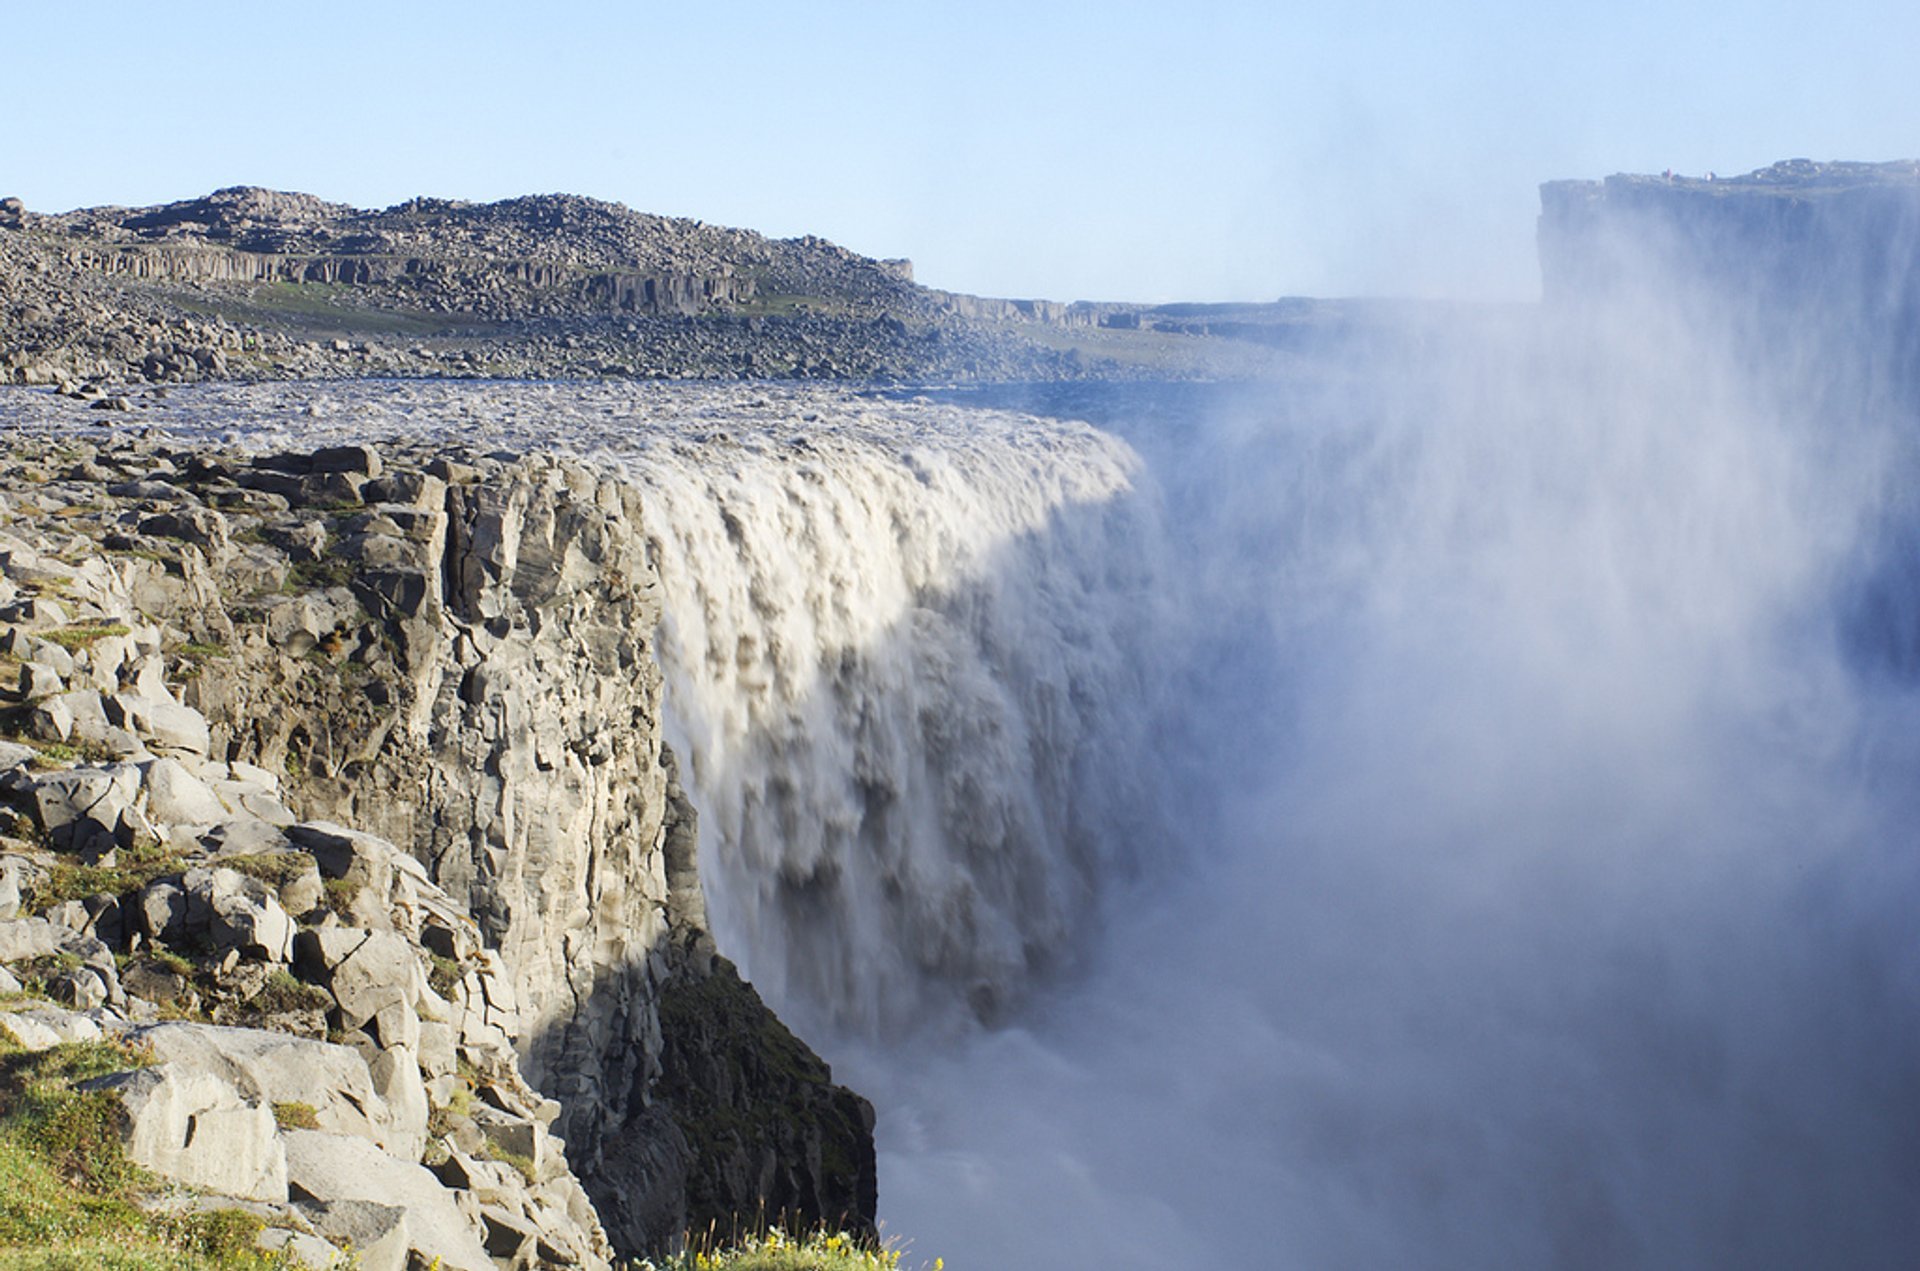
[654,959,877,1244]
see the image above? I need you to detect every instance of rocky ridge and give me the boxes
[0,185,1386,391]
[0,425,875,1264]
[0,186,1116,388]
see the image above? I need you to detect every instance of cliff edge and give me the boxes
[0,427,875,1263]
[1538,158,1920,402]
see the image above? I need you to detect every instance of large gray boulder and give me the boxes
[85,1063,287,1203]
[106,691,212,754]
[183,865,295,962]
[0,855,43,919]
[12,762,142,850]
[285,821,415,930]
[0,1006,104,1051]
[300,1199,409,1271]
[294,926,424,1038]
[141,756,228,825]
[283,1129,492,1271]
[0,916,122,1003]
[128,1021,425,1159]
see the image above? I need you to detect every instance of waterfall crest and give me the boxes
[617,396,1173,1035]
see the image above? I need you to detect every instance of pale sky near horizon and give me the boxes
[6,1,1917,303]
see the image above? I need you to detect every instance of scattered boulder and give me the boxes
[283,1130,493,1271]
[184,866,295,962]
[85,1064,288,1203]
[301,1198,409,1271]
[11,762,142,851]
[141,756,228,825]
[131,1022,426,1159]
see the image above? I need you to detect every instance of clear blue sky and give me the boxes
[6,1,1917,303]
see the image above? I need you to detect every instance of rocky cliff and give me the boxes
[0,185,1130,388]
[1538,158,1920,403]
[0,426,875,1263]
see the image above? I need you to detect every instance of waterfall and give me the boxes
[616,393,1174,1036]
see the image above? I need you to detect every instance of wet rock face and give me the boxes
[0,428,877,1259]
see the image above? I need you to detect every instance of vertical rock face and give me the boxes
[71,439,873,1257]
[1538,159,1920,405]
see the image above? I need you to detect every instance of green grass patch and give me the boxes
[0,1038,291,1267]
[271,1101,318,1131]
[282,558,355,592]
[320,876,358,917]
[217,852,312,891]
[427,953,462,999]
[250,970,330,1018]
[659,1227,921,1271]
[36,840,186,912]
[480,1141,538,1186]
[40,625,130,653]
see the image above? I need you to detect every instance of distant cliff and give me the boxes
[0,185,1127,386]
[1538,159,1920,402]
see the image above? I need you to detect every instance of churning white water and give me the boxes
[612,399,1174,1038]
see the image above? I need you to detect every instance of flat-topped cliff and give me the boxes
[1538,159,1920,402]
[0,186,1436,390]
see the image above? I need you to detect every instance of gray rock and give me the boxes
[136,879,189,943]
[371,996,421,1052]
[0,914,114,966]
[16,761,141,849]
[19,661,65,698]
[368,1044,430,1160]
[40,688,115,752]
[294,926,421,1029]
[85,1064,288,1202]
[199,816,292,856]
[287,822,403,929]
[27,692,72,743]
[47,965,109,1009]
[184,866,295,962]
[300,1198,409,1271]
[130,1021,423,1158]
[254,1227,348,1270]
[1,596,67,625]
[107,691,211,754]
[0,1007,103,1050]
[141,755,227,824]
[283,1129,492,1271]
[139,506,230,553]
[0,856,43,920]
[311,444,383,479]
[26,639,73,677]
[470,1102,548,1181]
[84,633,130,691]
[417,1019,458,1078]
[43,898,94,936]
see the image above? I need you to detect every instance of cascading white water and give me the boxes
[613,393,1175,1036]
